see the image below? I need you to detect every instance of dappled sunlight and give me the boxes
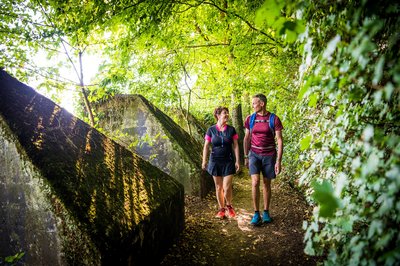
[235,208,255,232]
[23,94,37,113]
[89,189,97,223]
[131,171,151,225]
[32,116,45,150]
[103,138,116,180]
[271,230,286,237]
[49,105,62,125]
[122,179,134,228]
[1,69,185,265]
[84,129,93,153]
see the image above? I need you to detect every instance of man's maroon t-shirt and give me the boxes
[244,112,283,156]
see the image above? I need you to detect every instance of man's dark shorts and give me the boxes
[207,159,235,177]
[249,151,276,179]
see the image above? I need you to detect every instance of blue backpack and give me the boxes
[249,112,275,137]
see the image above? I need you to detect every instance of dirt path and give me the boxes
[161,170,320,266]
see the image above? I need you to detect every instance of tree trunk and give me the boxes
[231,94,244,164]
[79,51,95,126]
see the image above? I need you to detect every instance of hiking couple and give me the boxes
[202,93,283,226]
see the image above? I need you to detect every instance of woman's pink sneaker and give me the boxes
[226,205,236,218]
[215,208,226,219]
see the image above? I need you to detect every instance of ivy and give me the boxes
[293,0,400,264]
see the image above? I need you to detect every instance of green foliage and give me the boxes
[3,251,25,264]
[0,1,58,81]
[300,134,312,151]
[294,0,400,264]
[4,1,400,264]
[86,0,292,115]
[311,180,340,218]
[1,0,298,125]
[255,0,305,44]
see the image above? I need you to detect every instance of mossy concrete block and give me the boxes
[0,117,100,265]
[165,107,207,146]
[0,70,184,265]
[96,95,213,197]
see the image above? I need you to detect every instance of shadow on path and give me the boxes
[161,169,320,266]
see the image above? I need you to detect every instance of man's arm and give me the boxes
[275,130,283,175]
[243,128,250,167]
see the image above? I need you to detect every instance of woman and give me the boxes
[202,106,240,219]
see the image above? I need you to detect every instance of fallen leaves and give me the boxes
[160,172,320,265]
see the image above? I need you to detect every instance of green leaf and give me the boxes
[312,180,340,218]
[300,135,312,150]
[372,56,385,85]
[298,82,309,99]
[294,19,306,34]
[308,92,318,107]
[5,252,25,263]
[338,217,353,233]
[362,125,374,142]
[368,220,383,238]
[362,152,380,176]
[313,142,323,149]
[284,28,298,43]
[384,82,394,101]
[255,0,284,27]
[323,35,340,60]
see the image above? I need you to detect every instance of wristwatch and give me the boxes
[244,154,249,159]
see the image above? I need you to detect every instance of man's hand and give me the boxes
[275,161,281,175]
[244,158,249,168]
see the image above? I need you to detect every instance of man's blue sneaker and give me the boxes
[250,212,262,226]
[263,210,272,223]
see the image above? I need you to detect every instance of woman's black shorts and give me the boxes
[207,159,235,177]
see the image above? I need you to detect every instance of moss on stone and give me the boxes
[1,115,100,265]
[0,70,185,265]
[95,95,214,197]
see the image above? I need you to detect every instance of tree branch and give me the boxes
[175,41,276,49]
[201,0,281,45]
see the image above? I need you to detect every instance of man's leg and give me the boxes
[250,174,262,225]
[249,152,262,225]
[261,177,272,223]
[262,178,272,211]
[251,174,261,211]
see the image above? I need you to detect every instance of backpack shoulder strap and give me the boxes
[249,112,257,133]
[269,113,275,137]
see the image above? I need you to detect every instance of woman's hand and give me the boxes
[244,158,249,168]
[202,162,207,171]
[235,162,240,172]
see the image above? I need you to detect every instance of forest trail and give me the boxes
[161,169,320,266]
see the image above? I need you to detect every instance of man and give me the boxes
[243,93,283,226]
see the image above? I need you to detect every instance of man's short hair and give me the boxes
[253,93,267,104]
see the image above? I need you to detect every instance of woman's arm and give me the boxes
[233,138,240,172]
[202,140,210,170]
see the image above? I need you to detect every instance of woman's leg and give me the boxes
[223,175,233,206]
[213,176,224,209]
